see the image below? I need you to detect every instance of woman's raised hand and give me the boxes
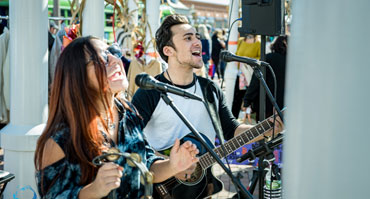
[90,162,123,198]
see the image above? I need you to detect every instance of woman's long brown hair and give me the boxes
[34,36,112,192]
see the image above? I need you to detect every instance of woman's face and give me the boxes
[87,39,128,94]
[245,34,255,44]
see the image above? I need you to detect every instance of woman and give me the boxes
[34,36,199,198]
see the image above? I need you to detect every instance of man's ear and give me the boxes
[163,46,175,57]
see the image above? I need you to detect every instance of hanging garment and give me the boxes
[49,32,63,84]
[127,59,162,100]
[239,63,254,90]
[0,27,10,123]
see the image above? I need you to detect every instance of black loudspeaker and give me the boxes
[239,0,285,36]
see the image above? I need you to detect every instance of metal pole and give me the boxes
[52,0,60,26]
[145,0,160,64]
[224,0,240,108]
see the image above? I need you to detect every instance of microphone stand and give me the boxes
[250,63,284,122]
[237,134,284,163]
[236,134,283,199]
[160,92,253,199]
[259,35,267,121]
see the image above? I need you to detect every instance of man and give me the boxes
[48,20,58,52]
[132,14,283,197]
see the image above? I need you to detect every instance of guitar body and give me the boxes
[153,133,223,199]
[153,167,223,199]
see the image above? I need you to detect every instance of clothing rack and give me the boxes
[1,16,112,22]
[49,16,72,21]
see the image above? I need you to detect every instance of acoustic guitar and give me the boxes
[153,114,280,199]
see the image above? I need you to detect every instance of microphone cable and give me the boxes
[221,17,242,89]
[264,63,278,199]
[225,17,242,51]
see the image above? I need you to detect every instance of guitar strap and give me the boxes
[198,77,226,145]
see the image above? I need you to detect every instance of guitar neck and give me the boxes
[198,118,274,169]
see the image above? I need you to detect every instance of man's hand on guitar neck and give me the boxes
[234,115,284,142]
[264,116,284,139]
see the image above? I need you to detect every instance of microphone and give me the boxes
[107,43,122,58]
[220,50,269,67]
[135,73,203,101]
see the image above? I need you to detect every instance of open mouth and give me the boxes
[109,71,123,81]
[192,50,201,57]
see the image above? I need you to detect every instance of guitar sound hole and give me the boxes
[183,163,204,184]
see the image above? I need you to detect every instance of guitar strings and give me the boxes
[160,151,216,188]
[161,166,204,187]
[160,152,210,187]
[161,168,201,187]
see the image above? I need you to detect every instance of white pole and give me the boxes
[82,0,104,39]
[283,1,370,199]
[224,0,239,108]
[128,0,138,26]
[145,0,161,65]
[0,0,48,198]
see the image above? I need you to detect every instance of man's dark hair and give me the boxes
[155,14,189,63]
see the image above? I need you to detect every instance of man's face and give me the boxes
[168,24,203,69]
[50,27,57,35]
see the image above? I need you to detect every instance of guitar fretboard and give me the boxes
[198,119,273,169]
